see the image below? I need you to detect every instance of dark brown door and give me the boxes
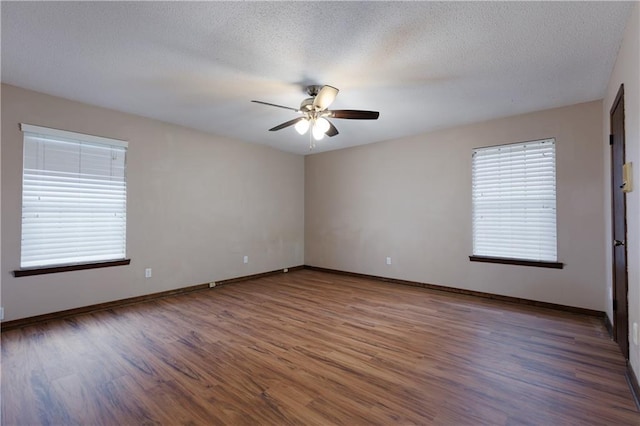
[610,84,629,360]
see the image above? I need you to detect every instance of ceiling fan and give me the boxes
[251,85,379,149]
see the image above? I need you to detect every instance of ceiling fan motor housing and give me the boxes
[300,98,315,112]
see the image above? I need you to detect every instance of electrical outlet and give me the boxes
[283,268,289,273]
[145,268,152,278]
[386,257,392,265]
[209,282,216,288]
[243,255,248,264]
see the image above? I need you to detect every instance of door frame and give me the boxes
[610,83,629,359]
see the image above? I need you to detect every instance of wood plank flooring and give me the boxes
[2,269,639,425]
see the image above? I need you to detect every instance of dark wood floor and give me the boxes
[2,269,638,425]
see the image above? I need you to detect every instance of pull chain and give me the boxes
[309,122,316,151]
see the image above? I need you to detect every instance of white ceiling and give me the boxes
[1,2,634,155]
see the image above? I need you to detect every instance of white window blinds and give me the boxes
[472,138,557,262]
[20,124,128,268]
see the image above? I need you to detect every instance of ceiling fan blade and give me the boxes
[269,117,305,131]
[312,85,339,110]
[329,110,380,120]
[251,100,300,112]
[326,120,339,137]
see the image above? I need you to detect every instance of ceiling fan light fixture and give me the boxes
[312,124,325,141]
[295,118,310,135]
[315,117,330,134]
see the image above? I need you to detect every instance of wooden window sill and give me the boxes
[13,259,131,277]
[469,255,563,269]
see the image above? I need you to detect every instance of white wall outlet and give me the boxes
[243,255,248,264]
[386,256,392,265]
[145,268,152,278]
[633,322,638,346]
[283,268,289,273]
[209,282,216,288]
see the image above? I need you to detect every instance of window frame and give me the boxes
[13,124,130,277]
[469,138,563,269]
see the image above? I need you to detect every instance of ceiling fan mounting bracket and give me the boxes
[306,85,322,97]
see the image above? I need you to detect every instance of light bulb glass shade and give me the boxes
[312,124,325,140]
[295,119,310,135]
[315,117,330,133]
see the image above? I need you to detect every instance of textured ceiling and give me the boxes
[1,1,634,155]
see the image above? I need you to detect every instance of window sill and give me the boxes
[13,259,131,277]
[469,255,563,269]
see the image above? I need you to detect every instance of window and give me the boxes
[471,138,560,267]
[18,124,128,272]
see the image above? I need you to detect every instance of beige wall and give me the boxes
[603,4,640,381]
[1,84,305,321]
[306,100,605,311]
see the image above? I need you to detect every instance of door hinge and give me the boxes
[610,134,614,145]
